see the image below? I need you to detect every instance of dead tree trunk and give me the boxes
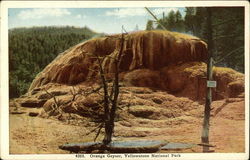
[102,33,125,145]
[201,7,214,152]
[95,55,111,145]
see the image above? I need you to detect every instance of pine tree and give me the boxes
[146,20,154,30]
[175,10,184,32]
[166,10,176,31]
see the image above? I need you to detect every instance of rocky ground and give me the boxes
[9,87,245,154]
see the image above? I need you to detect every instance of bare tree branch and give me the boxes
[44,88,63,118]
[85,123,104,136]
[214,46,244,64]
[94,123,104,142]
[212,18,243,27]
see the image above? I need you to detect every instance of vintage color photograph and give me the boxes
[1,1,249,160]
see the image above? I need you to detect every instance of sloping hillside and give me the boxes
[9,26,98,98]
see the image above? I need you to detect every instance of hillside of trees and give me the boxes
[9,26,98,98]
[146,7,244,73]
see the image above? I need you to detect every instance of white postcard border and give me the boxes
[1,1,249,160]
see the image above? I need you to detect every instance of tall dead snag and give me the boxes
[103,33,125,145]
[201,7,214,152]
[95,53,111,144]
[86,33,125,145]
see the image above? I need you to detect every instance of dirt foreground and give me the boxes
[9,97,245,154]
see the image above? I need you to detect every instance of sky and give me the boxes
[8,8,185,34]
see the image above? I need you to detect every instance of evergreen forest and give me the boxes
[9,26,98,98]
[146,7,244,73]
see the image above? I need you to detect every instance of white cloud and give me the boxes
[18,8,71,20]
[75,14,86,19]
[105,8,180,18]
[76,14,82,19]
[152,8,178,15]
[105,8,146,18]
[105,8,179,18]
